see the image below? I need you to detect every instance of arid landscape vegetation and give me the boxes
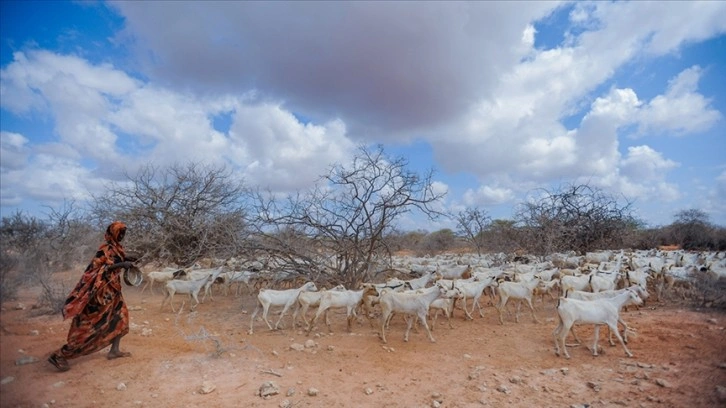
[1,262,725,408]
[2,156,726,407]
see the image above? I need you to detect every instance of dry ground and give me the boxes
[1,273,725,408]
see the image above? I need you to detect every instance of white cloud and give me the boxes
[0,131,29,171]
[0,49,359,209]
[620,145,679,181]
[110,1,560,139]
[463,185,515,206]
[637,66,722,135]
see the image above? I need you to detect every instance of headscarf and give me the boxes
[62,221,127,319]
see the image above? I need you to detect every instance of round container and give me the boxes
[123,265,143,286]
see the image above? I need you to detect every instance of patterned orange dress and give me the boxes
[50,221,130,366]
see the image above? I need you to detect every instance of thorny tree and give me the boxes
[455,207,491,256]
[248,145,446,288]
[515,183,636,255]
[90,162,248,266]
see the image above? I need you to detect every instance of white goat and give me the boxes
[436,264,472,280]
[625,268,652,289]
[306,286,379,334]
[452,275,498,320]
[534,267,560,282]
[141,268,187,295]
[495,277,542,324]
[561,274,592,293]
[223,270,257,296]
[533,278,561,303]
[248,281,318,334]
[200,267,226,302]
[588,271,620,293]
[160,273,213,312]
[564,285,648,345]
[292,284,346,329]
[553,289,643,359]
[402,270,437,290]
[378,283,457,344]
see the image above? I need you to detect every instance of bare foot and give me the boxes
[107,351,132,360]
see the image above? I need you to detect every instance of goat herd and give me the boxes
[136,249,726,360]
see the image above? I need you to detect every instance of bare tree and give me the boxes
[670,209,714,250]
[248,145,446,287]
[514,183,636,255]
[455,207,491,255]
[90,162,248,265]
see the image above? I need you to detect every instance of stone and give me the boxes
[279,400,291,408]
[654,378,669,388]
[258,381,280,398]
[289,343,305,351]
[15,356,38,366]
[496,385,510,394]
[307,387,319,396]
[364,387,373,395]
[586,381,601,392]
[715,385,726,403]
[304,339,316,348]
[199,381,216,394]
[116,383,127,391]
[286,387,296,397]
[1,376,15,385]
[509,376,524,385]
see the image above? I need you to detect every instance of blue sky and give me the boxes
[1,1,725,229]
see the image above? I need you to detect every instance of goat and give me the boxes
[223,270,257,296]
[553,289,643,359]
[436,264,472,280]
[248,281,318,334]
[291,284,346,329]
[560,273,592,294]
[160,273,213,312]
[141,268,187,295]
[564,285,648,345]
[306,286,379,334]
[359,279,409,324]
[534,267,560,282]
[450,275,498,320]
[378,282,458,344]
[402,270,437,290]
[200,267,226,302]
[495,277,542,324]
[588,271,620,293]
[533,278,561,303]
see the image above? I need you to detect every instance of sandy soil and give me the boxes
[1,274,725,408]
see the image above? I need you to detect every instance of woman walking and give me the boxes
[48,221,136,371]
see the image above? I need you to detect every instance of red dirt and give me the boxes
[1,274,725,408]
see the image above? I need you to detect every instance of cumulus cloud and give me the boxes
[620,146,679,181]
[2,2,725,225]
[110,1,560,139]
[0,49,357,209]
[462,185,515,207]
[0,131,29,171]
[637,66,722,135]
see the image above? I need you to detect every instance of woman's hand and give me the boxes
[107,261,134,271]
